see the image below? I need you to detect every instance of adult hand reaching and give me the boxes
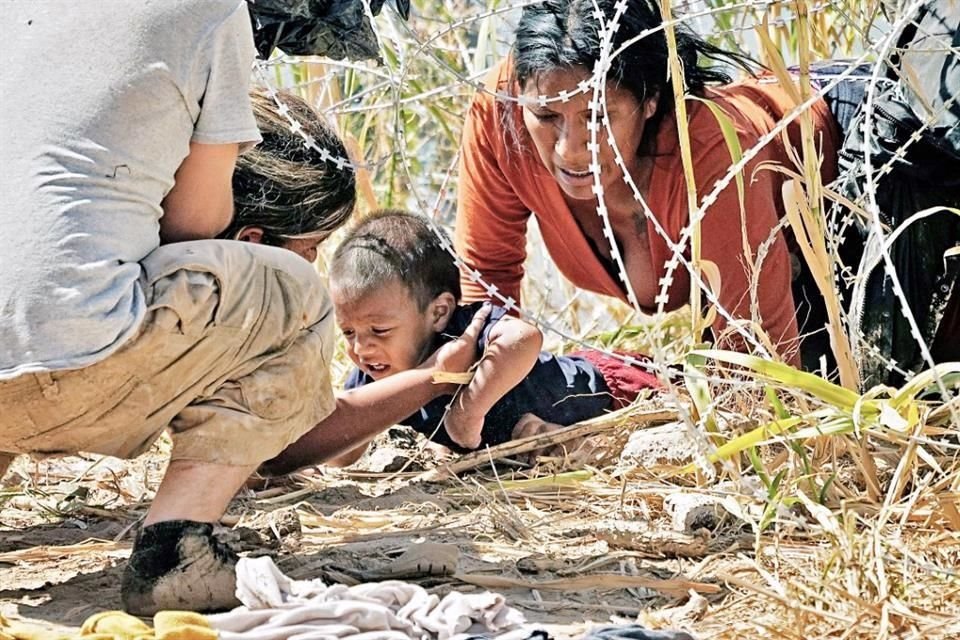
[425,302,492,393]
[260,304,493,476]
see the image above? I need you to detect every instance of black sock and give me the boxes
[128,520,215,578]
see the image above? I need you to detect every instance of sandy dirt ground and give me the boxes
[0,420,737,638]
[5,416,957,639]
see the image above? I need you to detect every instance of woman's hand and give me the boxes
[423,303,492,393]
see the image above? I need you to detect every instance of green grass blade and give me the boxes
[693,349,860,410]
[681,416,804,472]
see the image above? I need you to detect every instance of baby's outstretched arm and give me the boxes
[443,315,543,449]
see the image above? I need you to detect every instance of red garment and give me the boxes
[455,61,840,364]
[572,349,660,410]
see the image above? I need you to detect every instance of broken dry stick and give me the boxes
[417,408,677,481]
[432,371,474,385]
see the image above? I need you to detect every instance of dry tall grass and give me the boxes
[4,1,953,638]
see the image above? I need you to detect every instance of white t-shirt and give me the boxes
[0,0,262,378]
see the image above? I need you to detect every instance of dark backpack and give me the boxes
[830,2,960,387]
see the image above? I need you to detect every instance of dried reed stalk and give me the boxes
[417,408,677,480]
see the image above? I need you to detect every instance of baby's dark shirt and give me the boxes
[343,302,613,453]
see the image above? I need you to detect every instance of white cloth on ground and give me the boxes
[207,556,526,640]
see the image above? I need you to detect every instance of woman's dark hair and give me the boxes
[512,0,757,152]
[222,88,357,245]
[330,209,462,310]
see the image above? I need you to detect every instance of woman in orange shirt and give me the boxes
[455,0,843,370]
[455,0,959,382]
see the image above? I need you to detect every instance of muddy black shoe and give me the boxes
[121,520,241,616]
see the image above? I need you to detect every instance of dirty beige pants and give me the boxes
[0,240,336,468]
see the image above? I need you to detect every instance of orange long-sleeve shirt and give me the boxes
[455,61,840,362]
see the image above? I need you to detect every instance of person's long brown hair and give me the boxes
[223,88,357,245]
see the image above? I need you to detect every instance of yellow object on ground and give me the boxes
[0,612,73,640]
[0,611,216,640]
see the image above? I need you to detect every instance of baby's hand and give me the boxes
[443,407,484,450]
[511,413,599,466]
[511,413,564,440]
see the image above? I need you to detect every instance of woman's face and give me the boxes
[520,66,656,202]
